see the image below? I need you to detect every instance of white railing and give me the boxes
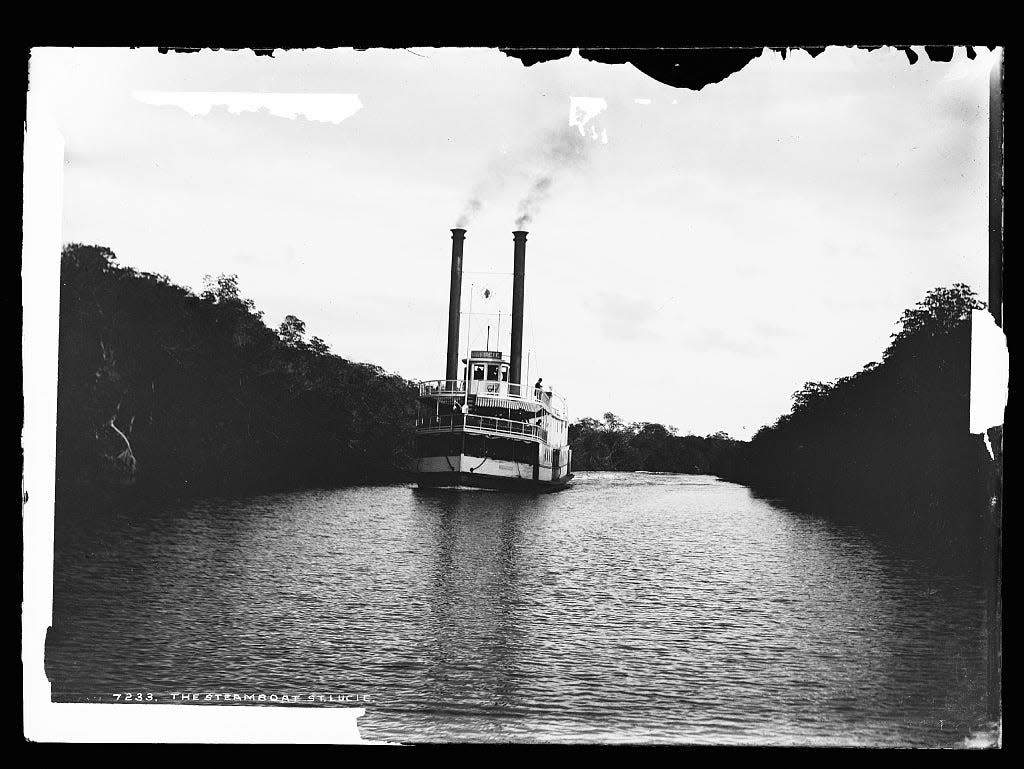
[417,379,567,419]
[418,379,467,395]
[416,414,548,442]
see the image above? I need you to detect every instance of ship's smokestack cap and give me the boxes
[513,230,528,240]
[451,228,466,238]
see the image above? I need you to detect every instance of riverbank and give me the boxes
[570,286,1000,572]
[55,244,418,510]
[55,247,1000,580]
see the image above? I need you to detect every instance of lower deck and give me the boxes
[413,430,572,488]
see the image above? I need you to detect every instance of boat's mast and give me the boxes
[464,283,473,411]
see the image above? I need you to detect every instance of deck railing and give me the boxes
[416,414,548,442]
[417,379,567,419]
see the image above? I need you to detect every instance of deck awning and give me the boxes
[475,395,542,412]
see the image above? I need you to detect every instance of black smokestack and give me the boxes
[510,230,527,386]
[446,229,466,381]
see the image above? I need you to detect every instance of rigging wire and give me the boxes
[529,314,540,384]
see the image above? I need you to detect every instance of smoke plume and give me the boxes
[514,126,590,228]
[455,123,596,230]
[454,198,481,229]
[514,177,552,229]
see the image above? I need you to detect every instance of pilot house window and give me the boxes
[487,364,500,381]
[473,364,485,380]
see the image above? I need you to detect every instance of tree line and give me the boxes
[725,284,998,564]
[567,284,999,564]
[54,245,998,564]
[55,244,418,510]
[568,415,744,477]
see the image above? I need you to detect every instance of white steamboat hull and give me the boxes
[414,453,573,492]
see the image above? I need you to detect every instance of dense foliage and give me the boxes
[55,247,998,565]
[722,284,997,561]
[568,415,744,476]
[55,244,417,507]
[569,284,998,563]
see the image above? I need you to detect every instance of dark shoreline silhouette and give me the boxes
[569,285,1000,572]
[54,245,1001,573]
[55,244,418,514]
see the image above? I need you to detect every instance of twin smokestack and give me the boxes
[445,229,528,384]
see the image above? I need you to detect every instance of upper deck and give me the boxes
[418,378,568,421]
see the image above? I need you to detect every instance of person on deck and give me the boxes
[534,378,543,399]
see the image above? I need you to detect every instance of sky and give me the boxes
[29,46,996,439]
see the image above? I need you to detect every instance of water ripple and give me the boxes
[49,472,995,745]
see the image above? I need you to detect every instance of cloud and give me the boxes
[584,291,658,342]
[678,326,772,357]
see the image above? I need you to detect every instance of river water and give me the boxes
[47,472,998,746]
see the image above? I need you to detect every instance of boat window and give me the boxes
[473,364,485,380]
[500,366,508,381]
[487,364,499,381]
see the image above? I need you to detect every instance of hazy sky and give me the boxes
[31,46,996,438]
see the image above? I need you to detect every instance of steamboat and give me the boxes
[413,229,573,491]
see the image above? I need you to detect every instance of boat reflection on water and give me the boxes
[412,488,541,732]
